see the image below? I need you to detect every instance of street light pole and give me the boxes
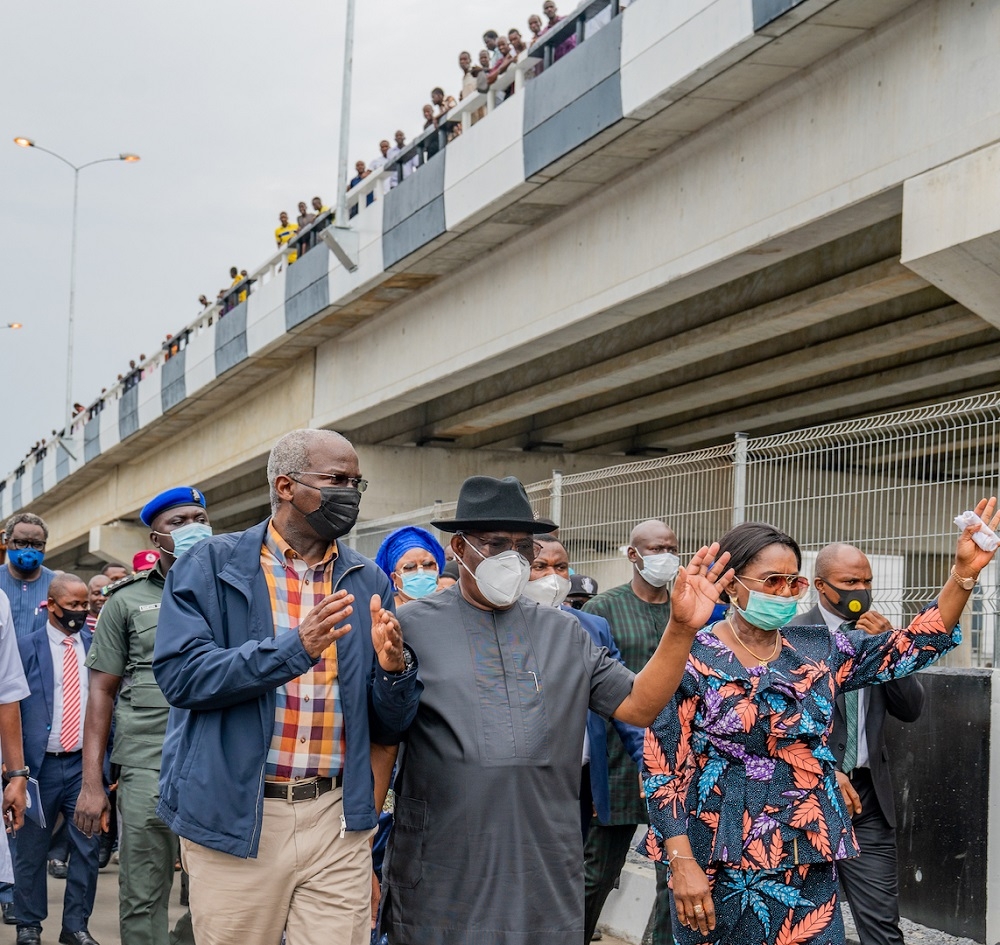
[12,138,139,436]
[334,0,356,233]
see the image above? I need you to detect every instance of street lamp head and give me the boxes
[13,137,35,148]
[120,153,140,162]
[3,323,23,330]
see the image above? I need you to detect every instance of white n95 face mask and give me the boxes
[522,573,572,607]
[635,551,680,587]
[460,546,531,607]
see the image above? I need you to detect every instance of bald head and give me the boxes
[814,542,874,620]
[49,572,88,600]
[47,573,89,633]
[629,520,677,552]
[814,543,868,581]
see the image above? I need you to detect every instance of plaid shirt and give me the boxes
[261,522,345,779]
[583,583,670,824]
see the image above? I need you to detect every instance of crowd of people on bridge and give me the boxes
[0,425,994,945]
[4,0,639,483]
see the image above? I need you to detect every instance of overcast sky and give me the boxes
[1,0,543,478]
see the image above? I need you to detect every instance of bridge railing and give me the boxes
[352,388,1000,668]
[3,0,631,491]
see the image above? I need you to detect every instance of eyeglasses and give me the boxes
[398,561,438,574]
[736,573,810,594]
[460,533,536,559]
[8,538,46,551]
[291,471,369,493]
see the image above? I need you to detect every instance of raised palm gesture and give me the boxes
[370,595,406,672]
[669,542,734,633]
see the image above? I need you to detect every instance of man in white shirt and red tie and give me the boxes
[14,573,101,945]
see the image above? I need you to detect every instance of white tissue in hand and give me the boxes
[954,510,1000,552]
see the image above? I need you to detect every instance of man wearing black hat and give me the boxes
[380,476,732,945]
[74,487,210,945]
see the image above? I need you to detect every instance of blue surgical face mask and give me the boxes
[400,570,438,599]
[8,547,44,573]
[157,522,213,558]
[734,589,799,631]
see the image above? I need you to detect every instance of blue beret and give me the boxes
[374,526,445,579]
[140,486,207,526]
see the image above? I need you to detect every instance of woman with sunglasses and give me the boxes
[639,498,1000,944]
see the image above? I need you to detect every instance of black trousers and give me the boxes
[583,823,637,943]
[839,767,904,945]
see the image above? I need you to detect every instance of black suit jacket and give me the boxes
[791,604,924,828]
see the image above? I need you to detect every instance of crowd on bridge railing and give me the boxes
[5,0,633,488]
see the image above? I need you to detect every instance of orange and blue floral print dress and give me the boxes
[640,606,960,944]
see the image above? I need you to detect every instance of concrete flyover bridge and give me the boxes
[5,0,1000,585]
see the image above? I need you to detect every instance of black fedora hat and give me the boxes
[432,476,556,534]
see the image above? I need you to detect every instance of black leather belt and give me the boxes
[263,775,342,802]
[45,750,82,758]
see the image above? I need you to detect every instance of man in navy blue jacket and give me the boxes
[153,430,421,945]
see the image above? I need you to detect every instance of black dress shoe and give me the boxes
[48,858,69,878]
[59,930,101,945]
[2,901,17,924]
[16,927,41,945]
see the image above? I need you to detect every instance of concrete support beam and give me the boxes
[88,522,151,568]
[431,259,929,438]
[636,340,1000,449]
[902,141,1000,330]
[539,304,983,445]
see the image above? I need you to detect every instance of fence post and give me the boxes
[732,432,748,526]
[551,469,563,528]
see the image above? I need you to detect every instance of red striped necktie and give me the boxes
[60,637,81,752]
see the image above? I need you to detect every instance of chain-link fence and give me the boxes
[352,390,1000,666]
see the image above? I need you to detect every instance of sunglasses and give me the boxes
[736,573,810,593]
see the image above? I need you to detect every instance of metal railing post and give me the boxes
[732,432,748,526]
[551,469,563,528]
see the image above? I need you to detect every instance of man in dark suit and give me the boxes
[523,536,644,839]
[14,573,101,945]
[792,543,923,945]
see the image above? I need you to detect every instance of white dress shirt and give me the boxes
[45,622,89,753]
[818,603,869,768]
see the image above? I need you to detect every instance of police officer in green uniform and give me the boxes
[74,488,211,945]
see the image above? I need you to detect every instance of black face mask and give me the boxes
[823,584,872,621]
[53,606,88,633]
[292,484,362,541]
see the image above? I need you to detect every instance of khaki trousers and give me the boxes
[181,787,372,945]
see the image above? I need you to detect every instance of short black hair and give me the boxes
[101,562,126,576]
[716,521,801,602]
[483,29,499,40]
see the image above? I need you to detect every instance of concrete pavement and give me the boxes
[36,860,184,945]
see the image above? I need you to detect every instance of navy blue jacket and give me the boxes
[153,519,422,858]
[570,607,644,823]
[17,626,92,775]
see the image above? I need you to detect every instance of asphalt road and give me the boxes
[38,860,184,945]
[40,864,634,945]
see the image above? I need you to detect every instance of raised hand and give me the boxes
[955,497,1000,577]
[669,543,734,633]
[370,595,405,672]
